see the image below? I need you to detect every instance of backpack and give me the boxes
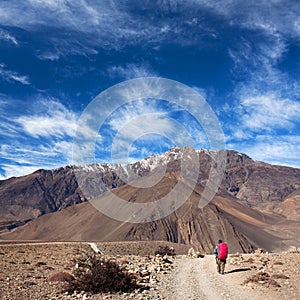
[218,243,228,260]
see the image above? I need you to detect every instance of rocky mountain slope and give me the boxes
[1,147,300,252]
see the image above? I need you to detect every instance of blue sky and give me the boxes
[0,0,300,179]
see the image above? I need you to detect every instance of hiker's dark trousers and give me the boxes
[217,259,226,274]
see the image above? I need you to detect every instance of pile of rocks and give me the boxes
[187,247,204,258]
[107,254,174,287]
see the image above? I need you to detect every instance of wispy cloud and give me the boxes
[228,135,300,168]
[0,0,238,56]
[238,94,300,133]
[107,63,159,80]
[109,113,177,163]
[0,139,74,179]
[0,165,40,180]
[95,95,210,163]
[200,0,300,39]
[218,1,300,166]
[225,91,300,168]
[15,99,77,138]
[36,52,60,61]
[0,0,298,62]
[0,98,80,179]
[107,100,169,132]
[0,64,30,85]
[0,29,18,45]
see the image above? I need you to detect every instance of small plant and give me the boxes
[155,245,176,256]
[66,254,139,294]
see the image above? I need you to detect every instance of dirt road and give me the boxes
[159,255,268,300]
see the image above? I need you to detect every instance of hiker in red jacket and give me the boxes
[214,239,228,274]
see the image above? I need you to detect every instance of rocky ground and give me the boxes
[0,242,299,300]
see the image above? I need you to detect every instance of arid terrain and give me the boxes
[0,241,299,300]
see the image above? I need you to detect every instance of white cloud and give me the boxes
[295,19,300,33]
[239,94,300,132]
[0,0,223,56]
[107,100,169,132]
[0,0,297,61]
[114,113,176,141]
[37,52,60,61]
[0,165,41,180]
[0,1,158,52]
[199,0,300,39]
[16,99,77,138]
[0,98,85,179]
[107,63,159,80]
[28,0,61,9]
[0,64,30,85]
[99,95,209,163]
[111,113,194,163]
[224,91,300,169]
[0,29,18,45]
[0,139,75,179]
[228,135,300,168]
[222,1,299,112]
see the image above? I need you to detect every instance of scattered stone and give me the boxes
[48,272,75,282]
[23,281,37,287]
[254,248,266,254]
[35,261,47,267]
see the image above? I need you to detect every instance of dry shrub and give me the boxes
[48,272,75,282]
[273,261,284,265]
[243,272,269,284]
[66,255,139,294]
[243,272,281,287]
[155,245,176,256]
